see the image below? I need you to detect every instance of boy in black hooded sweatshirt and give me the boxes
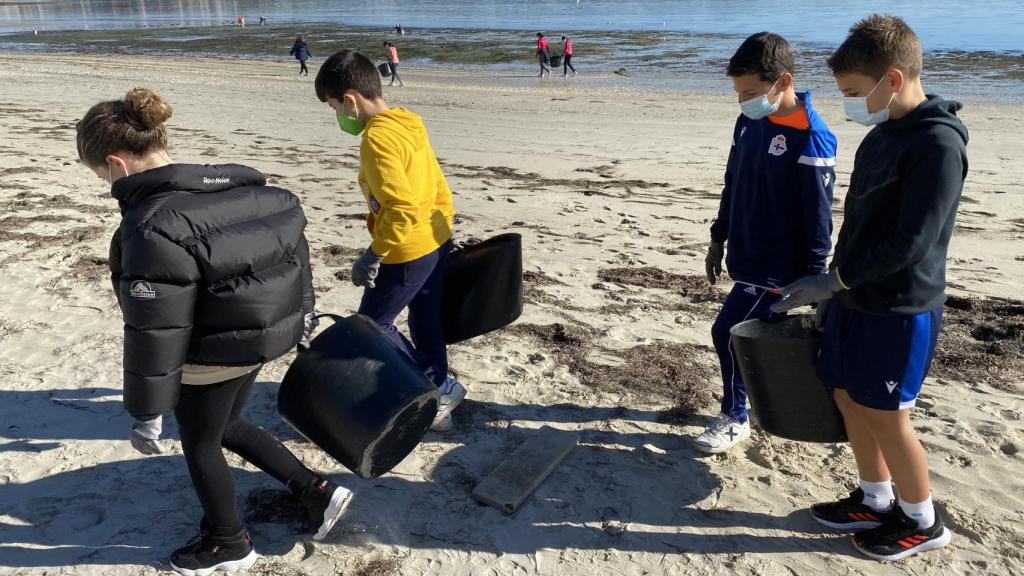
[771,14,968,561]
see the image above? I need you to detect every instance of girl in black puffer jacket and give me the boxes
[77,88,351,575]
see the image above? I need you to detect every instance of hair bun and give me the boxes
[123,88,173,130]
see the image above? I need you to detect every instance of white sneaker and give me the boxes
[430,412,453,433]
[433,377,466,425]
[694,414,750,454]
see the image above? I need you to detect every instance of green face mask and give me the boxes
[337,109,365,136]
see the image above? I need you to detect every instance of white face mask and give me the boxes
[843,76,895,126]
[738,79,781,120]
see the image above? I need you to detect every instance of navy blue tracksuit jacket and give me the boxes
[711,91,837,287]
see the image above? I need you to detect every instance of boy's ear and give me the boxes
[779,72,795,92]
[886,67,906,94]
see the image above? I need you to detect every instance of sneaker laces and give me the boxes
[180,532,216,555]
[707,415,737,436]
[439,378,457,396]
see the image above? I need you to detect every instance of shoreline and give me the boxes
[2,21,1022,103]
[1,50,1020,107]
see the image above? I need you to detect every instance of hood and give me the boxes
[883,95,969,145]
[365,108,428,151]
[111,163,266,212]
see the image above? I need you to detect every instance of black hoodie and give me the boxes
[833,96,969,315]
[109,164,315,418]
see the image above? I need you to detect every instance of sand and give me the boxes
[0,53,1021,575]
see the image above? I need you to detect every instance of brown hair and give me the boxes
[76,88,173,167]
[828,14,922,80]
[727,32,795,82]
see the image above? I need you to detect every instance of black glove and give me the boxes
[705,241,725,285]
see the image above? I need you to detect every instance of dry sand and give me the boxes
[0,53,1022,575]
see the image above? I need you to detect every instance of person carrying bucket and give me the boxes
[561,35,577,76]
[383,41,405,87]
[536,32,551,77]
[771,15,966,561]
[698,32,837,454]
[314,50,466,432]
[76,88,352,575]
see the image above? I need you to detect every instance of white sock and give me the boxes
[859,479,895,512]
[899,495,935,529]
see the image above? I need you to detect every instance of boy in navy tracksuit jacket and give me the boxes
[772,15,966,561]
[697,32,837,454]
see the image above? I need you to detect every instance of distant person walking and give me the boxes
[290,35,312,76]
[561,35,577,76]
[536,32,551,77]
[384,41,405,87]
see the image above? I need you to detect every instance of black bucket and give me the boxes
[378,62,392,77]
[278,314,439,478]
[442,234,524,344]
[730,316,847,443]
[549,55,563,68]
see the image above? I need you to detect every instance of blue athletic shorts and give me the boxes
[817,300,943,411]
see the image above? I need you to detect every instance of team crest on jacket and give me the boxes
[129,280,156,299]
[369,195,381,214]
[768,134,787,156]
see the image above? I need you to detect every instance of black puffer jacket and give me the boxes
[108,164,314,418]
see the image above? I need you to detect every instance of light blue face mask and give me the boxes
[843,75,895,126]
[739,79,781,120]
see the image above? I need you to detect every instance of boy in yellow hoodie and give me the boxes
[315,50,464,431]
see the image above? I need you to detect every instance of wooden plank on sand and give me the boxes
[471,426,579,514]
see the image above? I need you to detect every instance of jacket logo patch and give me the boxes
[740,127,747,139]
[885,380,899,394]
[129,280,156,299]
[369,196,381,214]
[823,172,832,187]
[768,134,787,156]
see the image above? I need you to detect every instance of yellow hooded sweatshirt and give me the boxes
[358,108,455,264]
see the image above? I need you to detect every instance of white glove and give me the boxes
[299,312,319,349]
[130,416,166,455]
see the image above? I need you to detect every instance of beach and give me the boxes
[0,52,1022,575]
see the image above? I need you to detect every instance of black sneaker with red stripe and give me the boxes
[852,505,952,561]
[810,488,894,531]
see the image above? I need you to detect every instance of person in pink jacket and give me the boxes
[383,41,405,87]
[536,32,551,77]
[561,35,577,76]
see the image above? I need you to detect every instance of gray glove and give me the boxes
[770,269,844,314]
[351,247,383,288]
[298,312,319,349]
[129,416,166,455]
[705,241,725,285]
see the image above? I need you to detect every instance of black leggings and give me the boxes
[174,369,316,537]
[299,60,309,75]
[564,54,576,74]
